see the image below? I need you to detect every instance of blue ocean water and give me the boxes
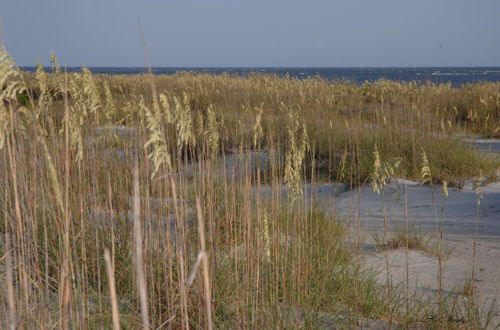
[20,67,500,86]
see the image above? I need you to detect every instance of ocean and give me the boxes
[20,67,500,86]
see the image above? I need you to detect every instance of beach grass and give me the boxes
[1,48,499,328]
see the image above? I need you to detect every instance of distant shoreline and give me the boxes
[19,66,500,86]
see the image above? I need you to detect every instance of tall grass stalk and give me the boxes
[195,197,213,330]
[421,149,445,322]
[4,232,16,330]
[471,175,483,303]
[403,182,410,316]
[104,249,120,330]
[133,156,150,329]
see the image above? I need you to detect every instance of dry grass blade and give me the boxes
[4,232,17,330]
[185,252,206,287]
[185,198,213,329]
[133,156,150,329]
[196,197,213,330]
[104,249,120,330]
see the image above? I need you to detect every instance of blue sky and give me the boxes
[1,0,499,67]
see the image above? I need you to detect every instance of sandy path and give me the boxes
[332,181,500,238]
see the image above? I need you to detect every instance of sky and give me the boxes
[1,0,499,67]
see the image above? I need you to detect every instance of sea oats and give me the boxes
[0,46,26,149]
[421,149,432,185]
[81,67,101,117]
[284,108,309,200]
[173,93,196,152]
[143,99,171,178]
[65,67,102,160]
[253,105,263,148]
[35,61,50,107]
[0,47,26,101]
[159,93,173,123]
[261,212,271,263]
[339,147,348,181]
[442,181,448,197]
[39,131,65,215]
[207,104,219,158]
[0,102,8,150]
[104,81,117,122]
[371,145,385,194]
[50,51,62,74]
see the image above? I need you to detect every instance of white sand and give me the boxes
[325,136,500,324]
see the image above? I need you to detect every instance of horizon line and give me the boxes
[18,65,500,69]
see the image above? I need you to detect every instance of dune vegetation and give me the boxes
[1,47,499,328]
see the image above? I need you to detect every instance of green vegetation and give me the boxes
[1,47,499,328]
